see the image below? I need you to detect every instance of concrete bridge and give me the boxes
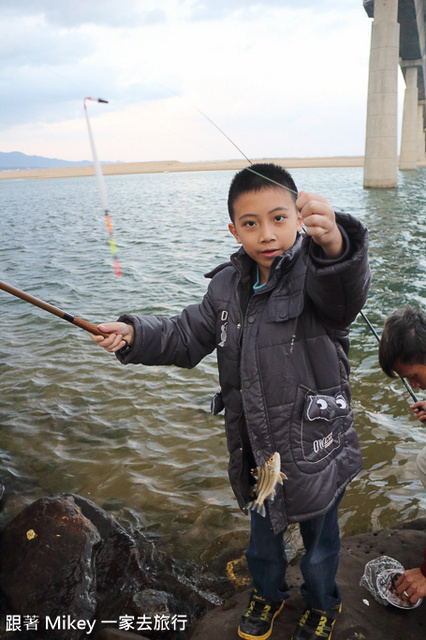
[363,0,426,187]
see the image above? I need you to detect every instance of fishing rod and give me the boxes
[83,97,122,277]
[0,280,109,338]
[359,310,418,403]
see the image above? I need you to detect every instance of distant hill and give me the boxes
[0,151,118,171]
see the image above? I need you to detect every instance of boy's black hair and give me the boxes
[378,306,426,377]
[227,163,298,222]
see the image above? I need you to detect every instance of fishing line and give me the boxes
[163,86,317,354]
[166,87,420,408]
[84,97,122,277]
[158,84,253,165]
[243,166,299,196]
[159,83,300,196]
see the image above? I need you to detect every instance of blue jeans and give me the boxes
[245,496,342,610]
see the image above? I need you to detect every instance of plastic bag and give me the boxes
[359,555,404,605]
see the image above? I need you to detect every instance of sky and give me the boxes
[0,0,405,163]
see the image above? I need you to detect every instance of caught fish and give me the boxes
[249,452,287,517]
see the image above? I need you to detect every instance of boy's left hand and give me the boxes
[296,191,343,259]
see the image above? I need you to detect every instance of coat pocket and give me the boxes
[290,384,351,473]
[264,291,304,323]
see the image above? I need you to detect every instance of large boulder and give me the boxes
[0,495,100,639]
[0,494,187,639]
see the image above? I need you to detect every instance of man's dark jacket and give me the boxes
[117,211,370,534]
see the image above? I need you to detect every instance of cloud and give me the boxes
[184,0,363,20]
[0,1,375,161]
[0,0,165,28]
[0,5,173,129]
[0,17,92,68]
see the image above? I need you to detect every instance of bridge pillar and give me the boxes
[363,0,399,188]
[417,101,425,162]
[399,64,419,170]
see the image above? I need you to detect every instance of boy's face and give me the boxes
[393,359,426,390]
[229,187,302,285]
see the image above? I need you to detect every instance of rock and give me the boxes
[1,493,424,640]
[95,631,150,640]
[188,518,426,640]
[0,495,100,639]
[70,494,150,627]
[0,494,182,639]
[131,589,169,617]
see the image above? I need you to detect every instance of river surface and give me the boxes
[0,167,425,597]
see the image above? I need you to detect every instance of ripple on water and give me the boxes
[1,168,425,577]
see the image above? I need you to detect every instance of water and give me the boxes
[1,167,425,594]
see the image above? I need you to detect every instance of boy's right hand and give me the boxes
[90,322,135,353]
[411,401,426,423]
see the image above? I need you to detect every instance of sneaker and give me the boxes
[291,603,342,640]
[238,589,285,640]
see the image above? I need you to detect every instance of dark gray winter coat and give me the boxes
[117,211,370,534]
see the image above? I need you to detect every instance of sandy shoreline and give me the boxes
[0,156,364,181]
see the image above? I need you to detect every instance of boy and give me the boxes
[378,306,426,605]
[91,163,370,640]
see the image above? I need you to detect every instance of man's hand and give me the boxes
[411,400,426,423]
[395,567,426,605]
